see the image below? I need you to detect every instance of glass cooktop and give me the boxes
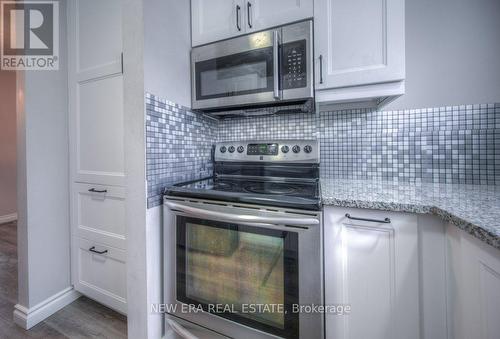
[164,177,321,211]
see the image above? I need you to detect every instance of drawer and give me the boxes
[72,183,126,249]
[72,237,127,314]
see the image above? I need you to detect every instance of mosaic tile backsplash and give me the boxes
[146,93,217,207]
[146,94,500,208]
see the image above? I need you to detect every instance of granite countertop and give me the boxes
[321,179,500,250]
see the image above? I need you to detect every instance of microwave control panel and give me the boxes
[282,40,307,90]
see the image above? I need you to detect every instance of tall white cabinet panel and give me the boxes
[76,76,125,186]
[315,0,404,88]
[246,0,313,32]
[68,0,126,314]
[76,0,122,81]
[324,207,419,339]
[191,0,243,46]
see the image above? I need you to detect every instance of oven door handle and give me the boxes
[165,201,319,227]
[166,319,199,339]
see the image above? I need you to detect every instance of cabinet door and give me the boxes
[446,225,500,339]
[191,0,244,46]
[314,0,405,89]
[72,183,126,249]
[324,208,419,339]
[245,0,313,32]
[72,237,127,314]
[73,0,123,81]
[73,75,125,186]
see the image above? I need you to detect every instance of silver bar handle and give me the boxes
[319,54,323,84]
[247,2,252,28]
[165,201,319,227]
[345,213,391,224]
[236,5,241,31]
[273,30,281,100]
[167,319,199,339]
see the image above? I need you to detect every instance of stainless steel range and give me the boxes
[163,140,323,339]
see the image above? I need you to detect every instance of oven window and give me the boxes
[195,46,274,100]
[176,216,299,338]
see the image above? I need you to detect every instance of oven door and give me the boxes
[163,199,323,339]
[191,29,280,111]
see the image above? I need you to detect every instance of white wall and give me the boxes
[122,0,149,338]
[15,0,71,316]
[134,0,191,338]
[0,70,17,218]
[388,0,500,110]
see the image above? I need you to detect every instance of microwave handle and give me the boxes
[273,30,281,100]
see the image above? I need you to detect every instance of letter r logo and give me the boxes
[2,1,55,55]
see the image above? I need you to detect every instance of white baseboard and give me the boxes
[13,287,81,329]
[0,213,17,224]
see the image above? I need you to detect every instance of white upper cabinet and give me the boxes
[324,207,419,339]
[314,0,405,109]
[245,0,313,32]
[74,0,123,81]
[191,0,313,46]
[191,0,244,46]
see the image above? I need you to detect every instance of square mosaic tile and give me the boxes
[145,94,500,209]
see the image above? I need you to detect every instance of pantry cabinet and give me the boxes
[323,207,419,339]
[191,0,313,46]
[68,0,127,314]
[314,0,405,109]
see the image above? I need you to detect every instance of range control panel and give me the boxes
[215,140,319,163]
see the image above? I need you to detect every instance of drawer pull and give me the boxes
[345,213,391,224]
[88,188,107,193]
[89,246,108,255]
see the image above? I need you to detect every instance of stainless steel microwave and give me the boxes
[191,20,314,113]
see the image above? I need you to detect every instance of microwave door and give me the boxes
[192,30,279,110]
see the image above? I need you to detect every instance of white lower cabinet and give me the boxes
[72,183,127,249]
[446,224,500,339]
[72,237,127,314]
[324,207,419,339]
[70,182,127,313]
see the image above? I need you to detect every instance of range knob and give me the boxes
[281,145,289,153]
[292,145,301,153]
[228,146,235,153]
[237,146,244,153]
[220,146,227,153]
[304,145,313,153]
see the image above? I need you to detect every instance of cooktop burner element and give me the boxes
[164,140,321,210]
[243,182,297,195]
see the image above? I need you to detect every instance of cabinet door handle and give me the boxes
[89,246,108,255]
[247,2,252,28]
[345,213,391,224]
[319,54,323,84]
[88,188,107,193]
[121,52,124,74]
[236,5,241,31]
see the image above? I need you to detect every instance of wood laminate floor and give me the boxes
[0,221,128,339]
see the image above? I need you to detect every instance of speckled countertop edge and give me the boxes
[320,179,500,250]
